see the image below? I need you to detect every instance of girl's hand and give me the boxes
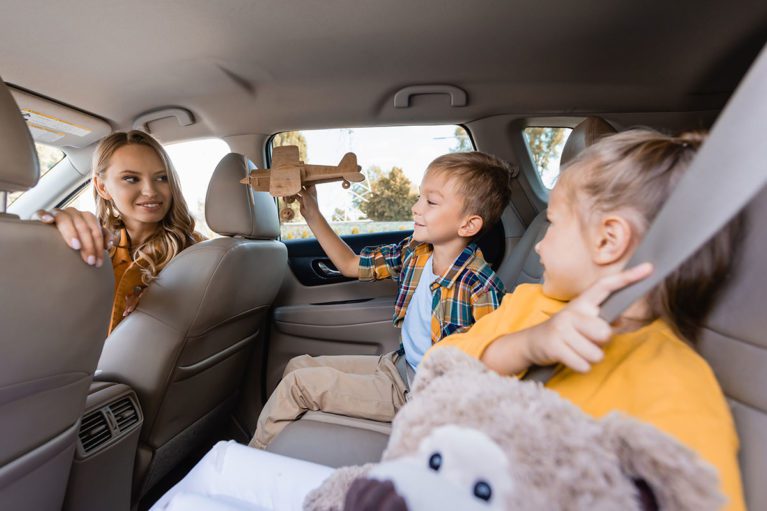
[523,263,654,373]
[36,207,115,268]
[296,185,320,222]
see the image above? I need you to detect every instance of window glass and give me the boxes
[271,126,473,240]
[67,138,230,239]
[8,143,65,205]
[522,127,572,189]
[164,138,230,239]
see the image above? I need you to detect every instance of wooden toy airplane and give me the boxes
[240,145,364,220]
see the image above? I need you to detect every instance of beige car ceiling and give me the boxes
[0,0,765,142]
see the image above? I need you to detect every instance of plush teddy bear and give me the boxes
[304,348,723,511]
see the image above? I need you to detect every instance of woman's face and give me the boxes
[95,144,173,229]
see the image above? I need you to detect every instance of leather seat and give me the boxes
[697,184,767,510]
[0,79,113,510]
[496,116,616,290]
[96,153,287,498]
[267,117,618,466]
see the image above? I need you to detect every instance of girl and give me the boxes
[40,130,202,333]
[437,129,745,510]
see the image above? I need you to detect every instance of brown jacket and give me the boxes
[108,229,145,334]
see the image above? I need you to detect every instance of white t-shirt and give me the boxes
[401,256,437,370]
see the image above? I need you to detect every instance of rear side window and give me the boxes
[8,143,65,205]
[270,126,473,240]
[523,127,572,189]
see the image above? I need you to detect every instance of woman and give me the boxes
[41,130,202,332]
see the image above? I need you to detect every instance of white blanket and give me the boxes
[150,441,334,511]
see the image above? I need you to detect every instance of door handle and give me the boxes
[317,261,342,278]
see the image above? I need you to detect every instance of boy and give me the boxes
[249,151,511,449]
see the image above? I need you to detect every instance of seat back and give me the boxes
[0,79,113,510]
[97,153,287,498]
[497,117,616,290]
[697,184,767,510]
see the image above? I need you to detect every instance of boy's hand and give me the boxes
[522,263,654,373]
[35,207,115,268]
[296,185,320,222]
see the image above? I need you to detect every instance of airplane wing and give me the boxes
[271,145,301,168]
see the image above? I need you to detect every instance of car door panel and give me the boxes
[286,231,412,286]
[265,232,407,395]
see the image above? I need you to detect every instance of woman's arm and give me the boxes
[36,207,113,267]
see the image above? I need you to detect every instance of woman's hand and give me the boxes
[296,185,321,222]
[123,285,146,317]
[36,207,115,267]
[522,263,654,373]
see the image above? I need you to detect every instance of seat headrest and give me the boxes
[205,153,280,240]
[0,78,39,192]
[560,117,617,166]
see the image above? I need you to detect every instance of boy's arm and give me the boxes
[470,281,504,323]
[297,186,359,277]
[358,236,413,282]
[432,296,512,359]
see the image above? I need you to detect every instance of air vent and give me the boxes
[78,410,112,454]
[109,397,139,432]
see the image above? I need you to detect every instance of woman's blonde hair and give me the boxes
[559,129,744,342]
[93,130,200,285]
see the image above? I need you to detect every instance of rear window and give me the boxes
[8,143,65,205]
[270,125,473,240]
[522,127,572,189]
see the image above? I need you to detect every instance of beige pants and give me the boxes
[249,351,408,449]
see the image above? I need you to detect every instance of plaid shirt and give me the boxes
[359,236,505,345]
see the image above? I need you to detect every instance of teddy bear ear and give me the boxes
[411,347,488,394]
[600,413,725,511]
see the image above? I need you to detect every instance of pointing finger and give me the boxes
[577,263,653,307]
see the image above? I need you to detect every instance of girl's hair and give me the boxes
[559,129,744,342]
[92,130,200,285]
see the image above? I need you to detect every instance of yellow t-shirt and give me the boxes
[434,283,745,511]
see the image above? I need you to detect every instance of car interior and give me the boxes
[0,1,766,510]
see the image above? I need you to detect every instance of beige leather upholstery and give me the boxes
[268,412,391,468]
[497,117,617,291]
[697,185,767,511]
[97,153,287,498]
[0,78,113,510]
[0,79,38,191]
[205,153,280,239]
[559,116,616,166]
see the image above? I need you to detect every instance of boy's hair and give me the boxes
[427,151,512,234]
[92,130,201,285]
[560,129,744,342]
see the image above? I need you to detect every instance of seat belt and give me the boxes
[526,44,767,385]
